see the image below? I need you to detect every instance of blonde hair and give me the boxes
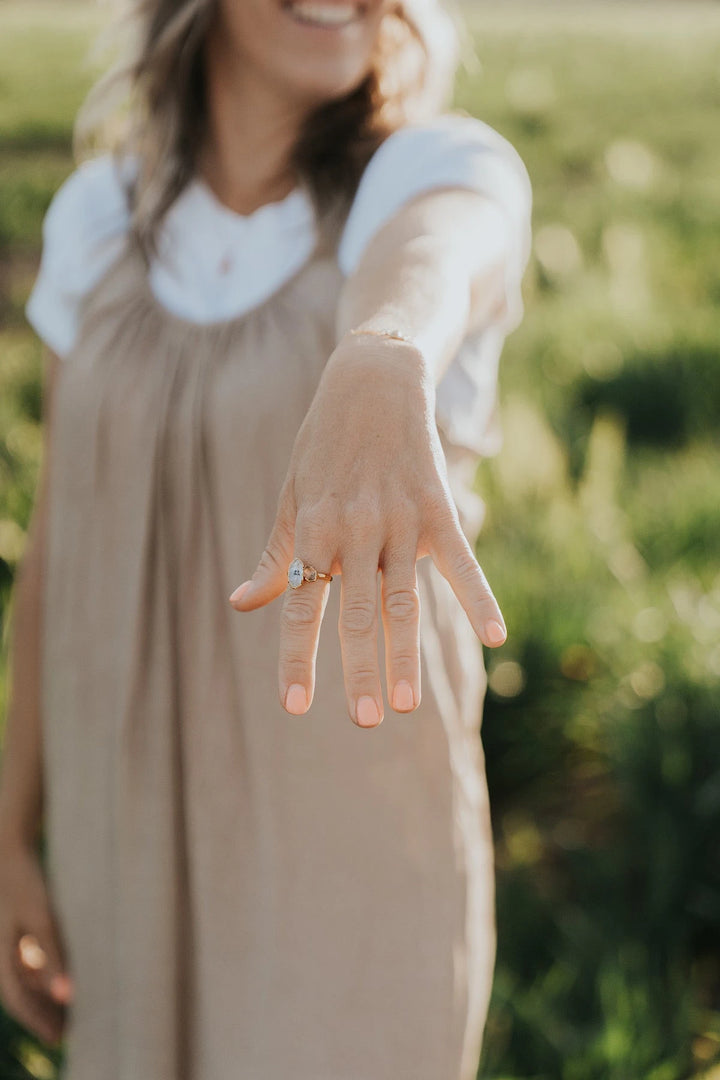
[75,0,477,258]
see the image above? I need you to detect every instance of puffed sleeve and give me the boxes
[337,112,533,489]
[25,155,133,358]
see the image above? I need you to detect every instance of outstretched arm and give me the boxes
[229,187,515,727]
[335,186,513,381]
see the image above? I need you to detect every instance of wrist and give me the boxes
[329,328,432,387]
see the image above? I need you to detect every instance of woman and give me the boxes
[0,0,532,1076]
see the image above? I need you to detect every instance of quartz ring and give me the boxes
[287,557,333,589]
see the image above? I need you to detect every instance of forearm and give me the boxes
[334,187,511,384]
[0,531,46,853]
[336,233,474,385]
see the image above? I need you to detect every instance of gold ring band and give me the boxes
[287,557,333,589]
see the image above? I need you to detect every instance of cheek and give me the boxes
[218,0,286,65]
[222,0,390,100]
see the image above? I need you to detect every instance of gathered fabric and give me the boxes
[41,228,496,1080]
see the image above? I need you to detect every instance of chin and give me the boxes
[285,61,373,105]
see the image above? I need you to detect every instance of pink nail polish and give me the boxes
[356,696,382,727]
[485,620,507,645]
[285,684,308,714]
[229,581,252,604]
[50,973,73,1003]
[391,680,414,711]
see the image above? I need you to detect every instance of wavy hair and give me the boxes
[74,0,477,259]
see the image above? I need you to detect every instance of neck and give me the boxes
[198,29,311,215]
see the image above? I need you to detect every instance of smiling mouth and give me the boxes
[281,0,367,29]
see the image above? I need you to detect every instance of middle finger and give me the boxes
[338,541,384,728]
[278,509,336,714]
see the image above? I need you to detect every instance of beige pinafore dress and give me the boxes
[40,213,496,1080]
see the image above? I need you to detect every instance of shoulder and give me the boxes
[337,111,532,278]
[365,112,529,183]
[25,153,136,357]
[37,152,134,266]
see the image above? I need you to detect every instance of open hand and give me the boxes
[229,335,506,728]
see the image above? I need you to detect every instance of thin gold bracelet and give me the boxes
[346,326,416,346]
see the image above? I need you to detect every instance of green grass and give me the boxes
[1,2,719,1078]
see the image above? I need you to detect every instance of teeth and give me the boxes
[286,1,360,26]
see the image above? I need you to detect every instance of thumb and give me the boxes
[229,493,296,611]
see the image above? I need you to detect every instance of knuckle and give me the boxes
[383,586,420,623]
[344,666,377,688]
[339,598,377,637]
[280,663,308,685]
[386,496,419,534]
[296,500,335,540]
[421,484,453,521]
[453,550,483,587]
[389,650,419,669]
[422,507,457,553]
[473,591,496,618]
[340,495,382,533]
[281,597,317,632]
[454,554,493,608]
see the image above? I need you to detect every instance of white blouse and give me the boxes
[26,111,532,461]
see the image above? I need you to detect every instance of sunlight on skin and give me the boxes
[218,0,511,726]
[229,323,508,728]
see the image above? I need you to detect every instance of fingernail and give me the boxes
[391,680,414,711]
[485,619,507,645]
[229,581,252,604]
[356,696,382,727]
[50,973,73,1003]
[284,684,308,714]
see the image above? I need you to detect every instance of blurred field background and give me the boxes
[1,1,719,1077]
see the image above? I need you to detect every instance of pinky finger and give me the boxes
[430,519,507,647]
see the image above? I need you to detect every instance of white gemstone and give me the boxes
[288,558,305,588]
